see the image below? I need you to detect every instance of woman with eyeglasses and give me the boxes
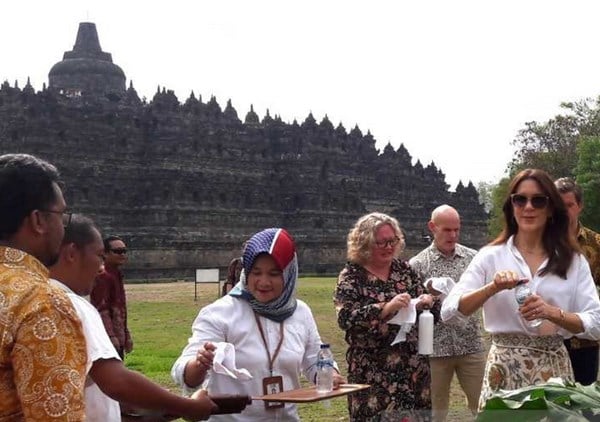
[334,212,436,421]
[442,168,600,409]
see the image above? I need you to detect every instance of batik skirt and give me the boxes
[479,333,574,410]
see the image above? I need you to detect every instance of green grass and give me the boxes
[124,278,472,421]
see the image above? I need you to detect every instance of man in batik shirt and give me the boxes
[555,177,600,385]
[0,154,87,421]
[409,205,486,422]
[91,235,132,359]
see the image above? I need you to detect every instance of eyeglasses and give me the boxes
[109,248,128,255]
[40,209,73,228]
[510,194,549,209]
[375,236,401,248]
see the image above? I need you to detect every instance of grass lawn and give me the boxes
[124,278,476,421]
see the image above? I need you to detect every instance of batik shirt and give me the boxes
[409,243,484,358]
[578,225,600,289]
[0,246,87,421]
[90,265,131,354]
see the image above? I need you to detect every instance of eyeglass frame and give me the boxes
[39,209,73,228]
[510,194,549,210]
[374,236,401,249]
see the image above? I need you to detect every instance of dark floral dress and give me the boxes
[334,259,438,421]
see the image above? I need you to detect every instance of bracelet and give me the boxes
[484,283,495,300]
[559,308,566,321]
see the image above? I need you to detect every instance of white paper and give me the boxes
[388,299,419,345]
[211,342,253,380]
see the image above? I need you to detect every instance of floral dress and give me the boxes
[334,259,437,421]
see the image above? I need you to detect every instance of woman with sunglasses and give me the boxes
[442,168,600,409]
[334,212,436,421]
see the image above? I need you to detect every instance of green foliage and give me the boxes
[576,136,600,232]
[487,177,511,240]
[477,379,600,421]
[510,97,600,179]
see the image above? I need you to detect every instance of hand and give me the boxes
[195,342,216,371]
[332,372,347,390]
[391,293,411,312]
[188,389,219,421]
[415,294,434,310]
[492,270,521,292]
[519,294,548,321]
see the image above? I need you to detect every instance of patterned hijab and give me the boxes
[229,228,298,322]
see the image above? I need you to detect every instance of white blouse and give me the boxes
[442,236,600,340]
[171,296,328,421]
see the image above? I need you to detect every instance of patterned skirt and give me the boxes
[479,333,574,410]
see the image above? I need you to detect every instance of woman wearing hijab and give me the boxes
[171,228,346,421]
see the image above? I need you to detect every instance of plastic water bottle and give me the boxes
[316,343,334,393]
[514,280,542,328]
[418,309,434,355]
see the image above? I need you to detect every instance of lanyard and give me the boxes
[254,313,284,376]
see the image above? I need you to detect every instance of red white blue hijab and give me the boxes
[229,228,298,322]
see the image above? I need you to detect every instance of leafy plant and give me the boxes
[477,378,600,421]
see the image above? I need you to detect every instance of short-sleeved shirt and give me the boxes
[0,246,87,421]
[410,243,484,357]
[51,278,122,422]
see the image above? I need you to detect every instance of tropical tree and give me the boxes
[575,135,600,232]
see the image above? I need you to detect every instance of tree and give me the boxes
[476,181,495,213]
[510,97,600,178]
[575,135,600,232]
[487,177,511,240]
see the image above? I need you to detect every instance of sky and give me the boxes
[3,0,600,190]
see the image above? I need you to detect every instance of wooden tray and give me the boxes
[253,383,370,403]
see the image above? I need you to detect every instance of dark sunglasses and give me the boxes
[510,194,549,209]
[109,248,128,255]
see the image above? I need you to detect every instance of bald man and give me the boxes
[409,205,485,422]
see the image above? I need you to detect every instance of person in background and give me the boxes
[409,205,485,422]
[49,214,218,421]
[222,241,246,296]
[555,176,600,385]
[443,168,600,408]
[0,153,87,420]
[90,235,132,359]
[334,212,435,421]
[172,228,346,421]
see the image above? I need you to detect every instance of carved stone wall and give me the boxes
[0,23,489,279]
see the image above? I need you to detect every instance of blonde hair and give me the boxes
[347,212,405,265]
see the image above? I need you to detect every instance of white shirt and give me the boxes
[50,279,122,422]
[171,296,326,421]
[441,237,600,340]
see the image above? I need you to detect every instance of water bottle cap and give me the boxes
[320,343,330,348]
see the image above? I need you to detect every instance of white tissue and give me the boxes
[211,342,253,380]
[388,299,419,345]
[426,277,455,300]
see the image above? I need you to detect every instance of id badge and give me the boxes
[262,375,284,409]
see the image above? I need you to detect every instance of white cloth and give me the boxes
[50,279,122,422]
[387,298,418,345]
[441,237,600,339]
[171,296,333,421]
[212,342,252,380]
[426,277,455,300]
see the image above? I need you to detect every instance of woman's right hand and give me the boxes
[387,293,411,313]
[195,341,216,371]
[491,270,521,292]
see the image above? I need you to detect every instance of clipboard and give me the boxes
[253,383,370,403]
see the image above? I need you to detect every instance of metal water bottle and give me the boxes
[316,343,334,393]
[418,309,434,355]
